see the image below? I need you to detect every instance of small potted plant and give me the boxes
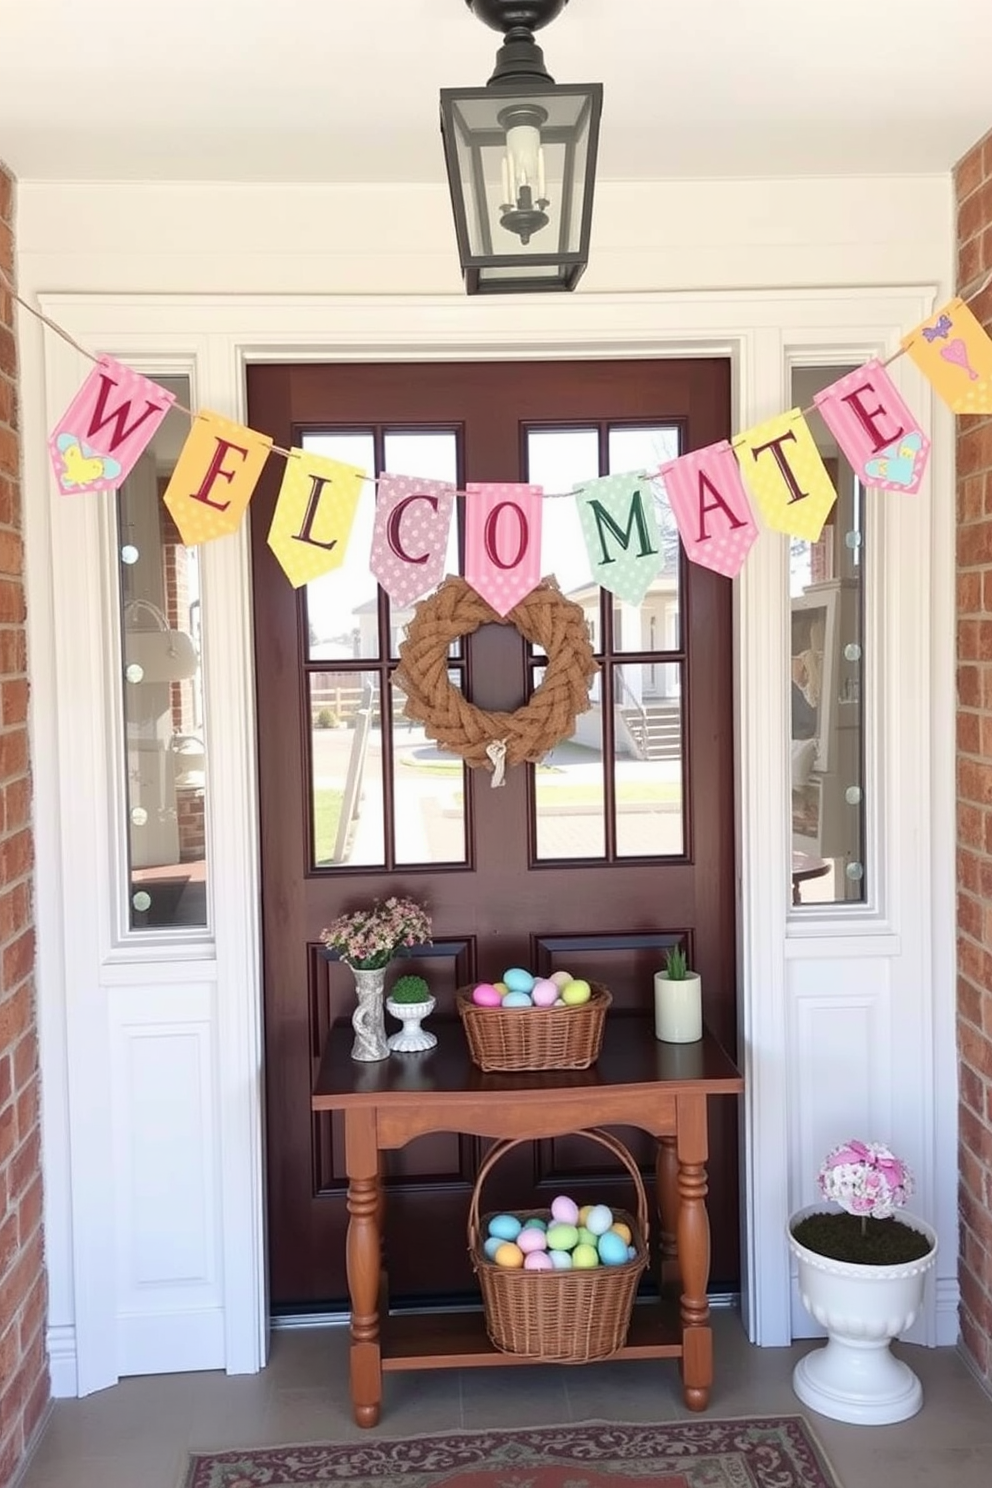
[653,944,702,1043]
[385,973,437,1053]
[787,1140,938,1425]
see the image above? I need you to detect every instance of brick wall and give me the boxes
[955,126,992,1388]
[0,162,48,1487]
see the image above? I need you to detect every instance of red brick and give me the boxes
[0,984,30,1050]
[0,627,26,677]
[11,1034,36,1092]
[0,473,20,528]
[962,1021,992,1081]
[960,232,985,292]
[0,828,33,881]
[960,972,985,1028]
[961,1059,988,1117]
[14,1081,36,1147]
[3,929,35,990]
[961,1099,992,1166]
[959,422,992,479]
[959,757,992,805]
[959,664,982,707]
[16,1274,46,1360]
[960,888,983,940]
[957,144,988,202]
[960,180,992,244]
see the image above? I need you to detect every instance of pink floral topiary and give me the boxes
[817,1140,914,1221]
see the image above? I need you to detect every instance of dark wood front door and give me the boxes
[247,358,736,1315]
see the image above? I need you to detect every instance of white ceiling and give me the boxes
[1,0,990,184]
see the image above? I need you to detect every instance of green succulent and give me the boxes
[665,945,689,980]
[389,974,431,1004]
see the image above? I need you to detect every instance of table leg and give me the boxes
[676,1093,712,1412]
[345,1109,382,1428]
[656,1136,680,1287]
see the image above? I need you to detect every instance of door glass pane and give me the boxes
[311,671,384,867]
[392,670,467,866]
[534,668,605,860]
[117,376,208,931]
[614,663,684,857]
[608,426,682,653]
[383,431,460,660]
[304,432,377,662]
[528,429,599,611]
[789,367,866,907]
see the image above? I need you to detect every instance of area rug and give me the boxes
[181,1417,842,1488]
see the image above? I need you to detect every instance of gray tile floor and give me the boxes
[18,1310,992,1488]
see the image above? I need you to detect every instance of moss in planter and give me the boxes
[389,974,431,1005]
[792,1211,931,1265]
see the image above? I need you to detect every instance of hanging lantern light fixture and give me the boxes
[440,1,603,294]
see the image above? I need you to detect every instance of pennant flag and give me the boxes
[162,412,272,546]
[659,442,759,578]
[464,483,542,616]
[901,297,992,414]
[576,472,661,605]
[48,356,175,496]
[813,360,929,494]
[267,450,367,588]
[733,409,836,542]
[370,474,456,607]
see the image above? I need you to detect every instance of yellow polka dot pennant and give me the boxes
[268,450,367,588]
[901,298,992,414]
[733,409,837,542]
[162,412,273,546]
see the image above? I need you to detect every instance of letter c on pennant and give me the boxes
[387,493,438,566]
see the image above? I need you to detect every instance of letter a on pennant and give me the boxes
[659,443,759,578]
[464,483,542,615]
[813,360,929,494]
[48,355,176,496]
[576,472,661,605]
[162,411,273,546]
[901,297,992,414]
[733,409,836,542]
[370,474,456,607]
[267,450,367,588]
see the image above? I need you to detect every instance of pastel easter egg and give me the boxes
[561,978,592,1006]
[576,1227,597,1249]
[501,990,533,1008]
[531,978,559,1007]
[472,983,502,1007]
[572,1243,600,1269]
[488,1213,523,1242]
[597,1230,630,1267]
[523,1251,554,1271]
[553,998,567,1006]
[550,970,573,988]
[627,1245,637,1260]
[548,1248,573,1269]
[517,1226,547,1254]
[483,1236,503,1261]
[550,1194,579,1226]
[610,1221,632,1246]
[546,1222,579,1252]
[586,1204,614,1236]
[522,1217,548,1231]
[493,982,508,997]
[577,1205,594,1227]
[494,1242,525,1268]
[503,967,535,993]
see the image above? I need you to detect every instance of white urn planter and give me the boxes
[787,1203,938,1426]
[385,993,437,1053]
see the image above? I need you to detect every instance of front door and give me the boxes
[247,358,736,1314]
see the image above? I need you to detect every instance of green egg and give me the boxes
[546,1222,579,1251]
[572,1243,600,1268]
[576,1226,597,1249]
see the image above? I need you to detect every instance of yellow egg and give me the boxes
[610,1221,632,1245]
[572,1243,600,1268]
[561,978,592,1006]
[577,1205,594,1227]
[494,1242,525,1268]
[493,982,508,997]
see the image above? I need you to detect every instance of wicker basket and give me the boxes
[468,1127,649,1362]
[457,982,611,1071]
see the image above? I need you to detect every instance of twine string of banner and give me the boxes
[6,260,991,503]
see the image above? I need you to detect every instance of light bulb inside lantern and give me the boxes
[497,104,550,245]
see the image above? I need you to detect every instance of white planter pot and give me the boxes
[385,995,436,1053]
[787,1203,938,1425]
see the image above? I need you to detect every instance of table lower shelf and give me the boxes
[380,1296,685,1371]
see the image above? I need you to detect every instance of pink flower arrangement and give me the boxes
[817,1140,914,1221]
[320,896,432,971]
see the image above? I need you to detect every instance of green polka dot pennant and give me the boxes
[575,472,662,606]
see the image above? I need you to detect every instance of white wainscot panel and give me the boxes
[110,982,225,1375]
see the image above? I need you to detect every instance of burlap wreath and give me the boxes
[395,576,599,781]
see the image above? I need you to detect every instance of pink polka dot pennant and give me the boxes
[659,442,759,579]
[370,474,455,607]
[464,483,543,616]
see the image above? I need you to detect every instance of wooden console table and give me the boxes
[312,1014,743,1427]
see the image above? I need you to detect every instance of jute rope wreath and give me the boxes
[395,576,599,786]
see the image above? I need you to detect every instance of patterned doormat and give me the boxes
[181,1417,842,1488]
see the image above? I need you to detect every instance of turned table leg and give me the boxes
[345,1109,382,1427]
[656,1135,680,1287]
[676,1093,712,1412]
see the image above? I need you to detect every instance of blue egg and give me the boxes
[501,990,533,1008]
[483,1236,503,1260]
[522,1217,548,1230]
[548,1248,573,1269]
[627,1245,637,1261]
[488,1213,523,1242]
[597,1230,630,1266]
[586,1204,614,1236]
[503,967,535,993]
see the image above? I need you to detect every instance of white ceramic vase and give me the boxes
[787,1202,938,1425]
[653,970,702,1042]
[385,994,436,1053]
[349,966,390,1062]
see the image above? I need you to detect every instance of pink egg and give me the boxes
[523,1251,554,1270]
[531,978,559,1007]
[517,1226,548,1254]
[550,1194,579,1226]
[472,983,502,1007]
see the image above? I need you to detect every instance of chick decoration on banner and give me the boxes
[658,443,759,578]
[267,450,367,587]
[464,483,542,615]
[162,412,273,545]
[576,472,661,604]
[370,474,456,606]
[48,356,176,496]
[901,298,992,414]
[733,409,836,542]
[813,360,930,494]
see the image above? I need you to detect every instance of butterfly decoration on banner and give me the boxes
[30,279,992,612]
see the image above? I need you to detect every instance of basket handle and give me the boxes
[124,598,171,632]
[468,1126,649,1250]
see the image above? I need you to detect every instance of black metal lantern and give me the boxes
[440,0,603,294]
